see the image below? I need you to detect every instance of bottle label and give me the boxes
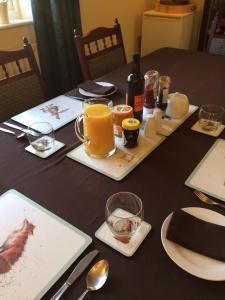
[133,94,143,112]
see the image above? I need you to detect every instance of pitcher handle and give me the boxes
[75,114,87,143]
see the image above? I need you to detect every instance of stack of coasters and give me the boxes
[191,121,225,137]
[95,220,151,257]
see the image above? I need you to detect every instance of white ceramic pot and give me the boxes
[0,2,9,25]
[166,92,189,119]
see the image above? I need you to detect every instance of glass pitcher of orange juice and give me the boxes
[75,98,116,158]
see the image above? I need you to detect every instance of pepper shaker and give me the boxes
[144,114,157,139]
[153,107,163,133]
[156,75,171,114]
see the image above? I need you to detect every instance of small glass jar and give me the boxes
[143,70,159,110]
[122,118,140,148]
[112,104,133,137]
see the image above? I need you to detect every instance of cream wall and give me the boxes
[0,22,35,50]
[79,0,152,62]
[0,0,205,64]
[0,0,151,64]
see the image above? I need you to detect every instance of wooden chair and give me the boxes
[207,14,225,54]
[74,18,127,81]
[0,37,46,122]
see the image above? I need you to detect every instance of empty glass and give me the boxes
[105,192,144,243]
[27,122,55,152]
[199,104,224,132]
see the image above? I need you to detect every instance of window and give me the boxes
[7,0,32,21]
[8,0,22,20]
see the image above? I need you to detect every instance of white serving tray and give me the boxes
[66,104,198,181]
[0,190,92,300]
[185,139,225,202]
[67,132,166,181]
[159,104,198,136]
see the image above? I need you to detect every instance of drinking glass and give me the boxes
[112,104,133,137]
[27,122,55,152]
[105,192,144,243]
[199,104,224,132]
[75,98,115,158]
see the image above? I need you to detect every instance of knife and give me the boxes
[50,249,99,300]
[0,127,15,135]
[66,95,85,101]
[3,122,38,135]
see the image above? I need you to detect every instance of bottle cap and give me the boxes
[113,104,133,113]
[122,118,140,130]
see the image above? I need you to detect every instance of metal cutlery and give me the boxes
[77,259,109,300]
[66,95,85,101]
[0,127,26,139]
[50,249,99,300]
[3,122,39,136]
[0,127,15,135]
[194,190,225,209]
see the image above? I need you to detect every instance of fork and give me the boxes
[194,190,225,209]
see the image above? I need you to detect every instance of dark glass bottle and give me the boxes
[126,54,144,122]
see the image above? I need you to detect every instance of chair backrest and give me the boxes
[206,14,225,53]
[0,37,46,122]
[74,18,127,80]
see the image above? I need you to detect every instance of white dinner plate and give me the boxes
[78,81,117,97]
[161,207,225,281]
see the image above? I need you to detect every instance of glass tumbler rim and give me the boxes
[200,104,225,114]
[83,97,113,108]
[106,191,143,220]
[28,121,54,132]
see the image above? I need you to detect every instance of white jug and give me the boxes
[166,92,189,119]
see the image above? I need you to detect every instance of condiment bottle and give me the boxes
[156,75,171,113]
[122,118,140,148]
[144,114,157,139]
[112,104,133,137]
[143,70,159,122]
[126,54,144,123]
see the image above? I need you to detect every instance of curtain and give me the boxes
[31,0,83,98]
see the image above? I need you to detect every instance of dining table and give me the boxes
[1,47,225,300]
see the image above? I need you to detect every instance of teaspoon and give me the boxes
[77,259,109,300]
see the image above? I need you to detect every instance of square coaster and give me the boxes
[95,220,151,257]
[191,121,225,137]
[25,139,65,158]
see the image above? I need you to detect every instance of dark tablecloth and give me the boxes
[1,48,225,299]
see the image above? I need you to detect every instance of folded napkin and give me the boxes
[166,209,225,262]
[78,80,115,95]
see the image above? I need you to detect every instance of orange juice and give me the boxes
[84,104,115,157]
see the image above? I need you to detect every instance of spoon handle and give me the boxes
[77,289,89,300]
[0,127,15,135]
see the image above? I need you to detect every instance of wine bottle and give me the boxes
[126,54,144,122]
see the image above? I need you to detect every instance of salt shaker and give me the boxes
[143,70,159,122]
[153,108,163,133]
[144,114,157,139]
